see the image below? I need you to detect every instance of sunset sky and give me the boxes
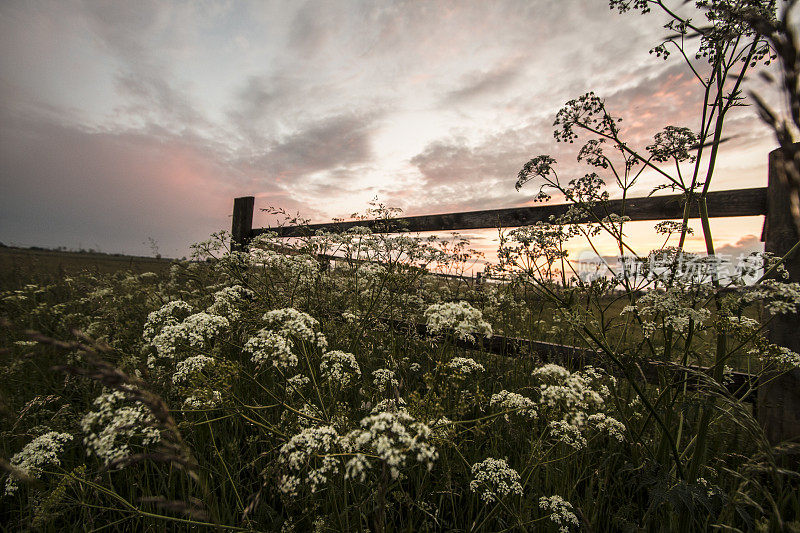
[0,1,780,262]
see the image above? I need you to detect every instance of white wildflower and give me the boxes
[5,432,73,496]
[245,330,297,369]
[207,285,254,321]
[469,457,523,503]
[750,344,800,368]
[548,420,587,450]
[320,350,361,387]
[490,390,537,420]
[263,308,328,350]
[587,413,626,442]
[278,425,341,497]
[446,357,485,377]
[172,354,214,384]
[532,364,571,382]
[80,391,161,466]
[372,369,399,393]
[150,312,228,362]
[142,300,194,342]
[424,301,492,341]
[286,374,310,392]
[369,397,407,414]
[539,495,580,533]
[183,390,222,409]
[343,411,437,482]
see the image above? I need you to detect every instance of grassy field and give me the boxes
[0,230,797,532]
[0,246,175,290]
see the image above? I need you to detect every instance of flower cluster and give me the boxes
[207,285,254,321]
[5,431,73,496]
[172,354,215,383]
[142,300,194,342]
[539,495,579,533]
[263,308,328,350]
[343,411,437,482]
[469,457,523,503]
[548,420,587,449]
[80,391,161,466]
[424,301,492,341]
[536,365,611,425]
[490,390,538,420]
[245,330,297,369]
[278,425,341,497]
[372,368,399,393]
[320,350,361,387]
[149,312,229,363]
[183,390,223,409]
[446,357,485,377]
[587,413,626,442]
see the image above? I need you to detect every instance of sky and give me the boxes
[0,0,783,262]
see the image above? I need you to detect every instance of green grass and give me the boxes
[0,238,797,532]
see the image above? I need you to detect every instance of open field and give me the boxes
[0,247,176,290]
[1,229,798,532]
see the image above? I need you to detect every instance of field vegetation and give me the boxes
[3,1,800,531]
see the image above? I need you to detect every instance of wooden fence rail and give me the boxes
[247,187,767,238]
[231,143,800,442]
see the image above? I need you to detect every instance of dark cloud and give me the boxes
[114,72,208,130]
[444,62,523,104]
[248,112,383,182]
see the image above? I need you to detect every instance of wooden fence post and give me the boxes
[759,142,800,444]
[231,196,255,252]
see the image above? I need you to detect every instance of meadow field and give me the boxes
[1,223,799,532]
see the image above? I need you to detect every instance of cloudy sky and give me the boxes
[0,0,779,260]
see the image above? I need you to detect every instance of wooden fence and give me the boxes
[231,144,800,443]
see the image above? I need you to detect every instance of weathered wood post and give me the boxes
[759,142,800,444]
[231,196,255,252]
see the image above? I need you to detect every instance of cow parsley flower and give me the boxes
[263,308,328,350]
[278,425,341,497]
[446,357,485,376]
[80,391,161,466]
[343,411,437,482]
[142,300,194,342]
[5,431,73,496]
[245,330,297,369]
[207,285,254,321]
[587,413,626,442]
[183,390,222,409]
[469,457,523,503]
[424,301,492,341]
[320,350,361,386]
[172,354,215,384]
[490,390,537,420]
[532,364,571,382]
[539,495,579,532]
[548,420,587,449]
[372,369,399,393]
[150,312,229,362]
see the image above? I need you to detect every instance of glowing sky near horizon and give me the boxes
[0,0,782,260]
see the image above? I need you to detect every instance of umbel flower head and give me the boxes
[469,457,523,503]
[80,390,161,466]
[424,301,492,341]
[278,425,341,498]
[320,350,361,386]
[5,431,73,496]
[343,410,437,482]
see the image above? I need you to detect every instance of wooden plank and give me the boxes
[255,187,767,237]
[759,143,800,443]
[231,196,255,251]
[383,317,756,402]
